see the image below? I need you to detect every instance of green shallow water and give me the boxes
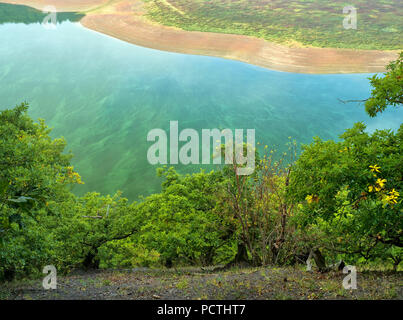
[0,19,402,200]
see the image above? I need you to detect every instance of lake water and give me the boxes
[1,18,402,200]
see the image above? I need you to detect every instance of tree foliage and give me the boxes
[365,51,403,117]
[47,192,138,270]
[289,122,402,265]
[133,167,230,267]
[1,50,402,281]
[0,103,82,280]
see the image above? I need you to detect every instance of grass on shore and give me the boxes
[144,0,403,50]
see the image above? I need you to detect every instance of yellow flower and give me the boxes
[376,178,387,189]
[305,195,316,204]
[389,189,400,198]
[369,164,381,173]
[368,185,374,192]
[390,197,398,204]
[383,195,397,205]
[382,189,399,205]
[305,195,313,203]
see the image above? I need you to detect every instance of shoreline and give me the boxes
[1,0,400,74]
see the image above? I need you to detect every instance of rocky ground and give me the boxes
[1,266,402,300]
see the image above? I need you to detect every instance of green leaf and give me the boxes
[0,179,8,196]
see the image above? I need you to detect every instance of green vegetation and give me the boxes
[366,52,403,116]
[144,0,402,50]
[0,103,82,280]
[0,3,84,25]
[289,122,402,268]
[0,54,402,286]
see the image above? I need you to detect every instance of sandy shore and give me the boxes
[1,0,400,74]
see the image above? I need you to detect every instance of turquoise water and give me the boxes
[0,20,402,200]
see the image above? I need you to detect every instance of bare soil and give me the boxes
[1,266,402,300]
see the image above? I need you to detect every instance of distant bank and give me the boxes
[1,0,400,74]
